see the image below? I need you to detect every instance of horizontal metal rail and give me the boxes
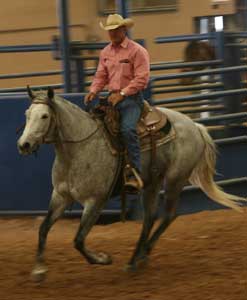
[0,23,87,35]
[0,70,61,80]
[226,43,247,48]
[0,44,53,53]
[151,60,183,65]
[214,135,247,145]
[153,83,223,94]
[70,55,99,61]
[71,39,145,51]
[184,177,247,191]
[153,79,217,89]
[226,31,247,38]
[0,92,26,96]
[155,33,215,43]
[160,177,247,195]
[194,112,247,125]
[84,68,97,76]
[165,99,222,109]
[154,88,247,105]
[0,84,63,94]
[151,65,247,82]
[72,41,109,50]
[151,59,222,71]
[182,177,247,192]
[175,105,223,114]
[0,91,107,100]
[168,102,246,113]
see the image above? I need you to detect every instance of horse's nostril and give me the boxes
[23,142,30,149]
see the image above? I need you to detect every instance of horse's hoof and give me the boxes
[31,265,47,282]
[136,255,149,267]
[123,263,137,272]
[88,252,112,265]
[97,252,113,265]
[124,256,149,272]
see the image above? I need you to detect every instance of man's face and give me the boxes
[108,26,126,45]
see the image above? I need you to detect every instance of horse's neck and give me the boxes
[54,97,97,143]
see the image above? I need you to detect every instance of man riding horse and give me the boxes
[85,14,150,191]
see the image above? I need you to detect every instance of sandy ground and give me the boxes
[0,209,246,300]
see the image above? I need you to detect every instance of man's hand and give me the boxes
[108,92,124,106]
[84,92,96,104]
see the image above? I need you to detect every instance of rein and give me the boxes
[17,100,100,145]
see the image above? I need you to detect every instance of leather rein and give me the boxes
[16,100,99,145]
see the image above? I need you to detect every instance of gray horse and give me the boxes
[17,88,244,281]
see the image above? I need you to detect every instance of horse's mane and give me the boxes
[54,94,87,115]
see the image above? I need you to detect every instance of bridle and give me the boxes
[17,99,99,146]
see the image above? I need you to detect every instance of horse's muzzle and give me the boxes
[18,140,38,155]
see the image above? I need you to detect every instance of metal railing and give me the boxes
[155,33,215,43]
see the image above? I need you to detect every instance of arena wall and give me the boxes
[0,0,235,89]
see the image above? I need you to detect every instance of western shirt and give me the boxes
[90,37,150,96]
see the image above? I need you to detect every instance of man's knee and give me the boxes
[120,126,137,139]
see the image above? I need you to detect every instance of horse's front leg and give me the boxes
[32,190,71,282]
[74,198,112,265]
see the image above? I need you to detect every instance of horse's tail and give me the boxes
[189,123,245,212]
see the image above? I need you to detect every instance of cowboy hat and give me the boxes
[99,14,134,31]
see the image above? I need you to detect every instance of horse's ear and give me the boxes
[47,86,54,100]
[27,85,34,100]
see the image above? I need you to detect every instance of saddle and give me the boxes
[104,100,168,139]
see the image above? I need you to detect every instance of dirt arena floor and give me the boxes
[0,209,246,300]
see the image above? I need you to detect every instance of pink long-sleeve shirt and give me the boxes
[90,37,150,96]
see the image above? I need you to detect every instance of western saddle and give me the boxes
[104,100,168,139]
[91,99,173,193]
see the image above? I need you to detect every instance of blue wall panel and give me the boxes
[0,94,245,214]
[216,141,247,180]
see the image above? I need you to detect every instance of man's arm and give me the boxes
[90,51,108,94]
[85,51,108,104]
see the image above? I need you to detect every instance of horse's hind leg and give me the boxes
[74,198,112,265]
[32,190,71,281]
[126,178,163,270]
[144,179,185,256]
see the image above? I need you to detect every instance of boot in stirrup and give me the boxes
[124,165,143,193]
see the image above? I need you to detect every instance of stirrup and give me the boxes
[124,165,143,193]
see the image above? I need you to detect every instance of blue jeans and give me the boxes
[115,93,144,173]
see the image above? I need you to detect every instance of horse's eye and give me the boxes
[41,114,49,119]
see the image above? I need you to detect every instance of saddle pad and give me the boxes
[103,119,176,156]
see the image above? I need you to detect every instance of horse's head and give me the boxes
[17,86,56,155]
[180,41,216,85]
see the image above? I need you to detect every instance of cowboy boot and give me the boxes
[124,164,143,192]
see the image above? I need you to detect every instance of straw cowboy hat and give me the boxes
[99,14,134,30]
